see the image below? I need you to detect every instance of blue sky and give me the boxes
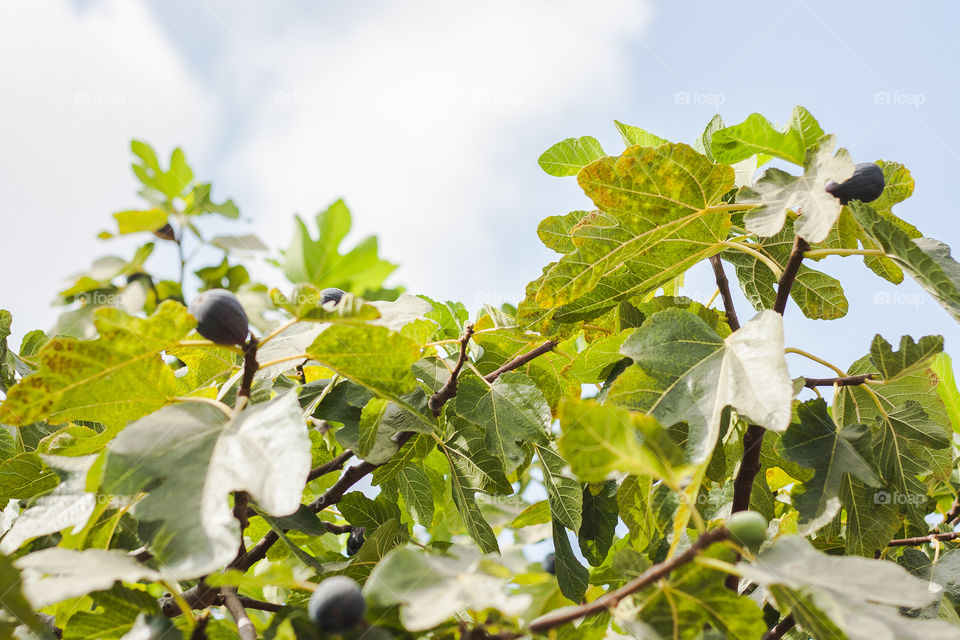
[1,0,958,384]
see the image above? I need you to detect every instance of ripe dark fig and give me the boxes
[152,223,176,241]
[187,288,249,345]
[543,552,556,575]
[825,162,885,205]
[308,576,366,633]
[346,527,365,556]
[726,510,769,552]
[320,287,345,306]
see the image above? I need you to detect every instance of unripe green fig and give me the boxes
[187,288,249,345]
[726,510,769,551]
[825,162,885,205]
[308,576,366,633]
[320,287,345,306]
[346,528,365,556]
[543,552,556,575]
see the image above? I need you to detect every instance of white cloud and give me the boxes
[0,0,221,343]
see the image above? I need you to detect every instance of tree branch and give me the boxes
[887,531,960,547]
[762,614,796,640]
[527,527,730,633]
[803,373,874,388]
[221,588,257,640]
[483,340,558,383]
[307,450,354,482]
[773,236,809,315]
[238,336,259,400]
[428,325,475,415]
[709,255,740,332]
[163,337,562,616]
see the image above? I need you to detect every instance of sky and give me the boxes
[1,0,959,385]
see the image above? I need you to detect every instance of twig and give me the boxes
[237,336,259,400]
[945,499,960,526]
[428,325,475,415]
[307,450,354,482]
[323,521,356,535]
[221,588,257,640]
[708,255,740,331]
[772,236,809,315]
[527,527,730,633]
[163,338,563,616]
[232,491,249,560]
[235,596,283,613]
[887,531,960,547]
[483,340,558,383]
[803,374,874,388]
[762,614,796,640]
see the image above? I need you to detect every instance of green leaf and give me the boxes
[365,547,532,631]
[63,584,160,640]
[0,553,53,639]
[395,463,434,527]
[278,200,397,294]
[102,393,310,578]
[535,444,582,532]
[510,500,551,528]
[931,353,960,433]
[741,135,855,243]
[15,548,159,608]
[610,309,792,464]
[339,518,405,582]
[558,397,685,485]
[870,334,944,381]
[0,455,97,553]
[111,209,168,235]
[578,481,617,566]
[613,121,667,148]
[269,286,382,322]
[305,324,421,401]
[739,536,959,639]
[849,201,960,322]
[339,493,402,531]
[529,143,733,313]
[0,301,195,428]
[0,452,58,504]
[711,106,822,166]
[552,520,588,603]
[452,372,551,474]
[778,399,881,532]
[537,136,605,177]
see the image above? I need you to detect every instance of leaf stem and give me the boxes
[258,317,300,347]
[784,348,847,377]
[720,241,783,278]
[803,248,885,259]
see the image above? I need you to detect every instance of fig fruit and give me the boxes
[346,528,365,556]
[543,552,556,575]
[320,287,345,306]
[726,510,769,552]
[187,288,249,345]
[308,576,366,633]
[825,162,885,205]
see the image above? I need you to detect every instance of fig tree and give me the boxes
[726,510,768,552]
[308,576,366,633]
[825,162,885,205]
[187,288,249,346]
[321,287,345,306]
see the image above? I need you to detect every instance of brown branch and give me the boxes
[762,614,796,640]
[238,336,259,400]
[307,450,354,482]
[428,324,475,415]
[887,531,960,547]
[164,338,563,617]
[323,521,356,535]
[189,611,210,640]
[528,527,730,633]
[235,596,283,613]
[484,340,558,383]
[709,255,740,332]
[803,374,874,388]
[773,236,810,315]
[221,588,257,640]
[945,499,960,527]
